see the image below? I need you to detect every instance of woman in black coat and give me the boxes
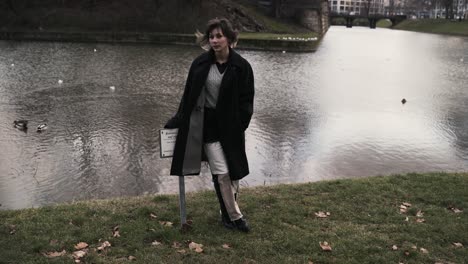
[165,18,254,232]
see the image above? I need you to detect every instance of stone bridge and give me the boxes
[330,12,407,28]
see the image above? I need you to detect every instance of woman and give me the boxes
[165,18,254,232]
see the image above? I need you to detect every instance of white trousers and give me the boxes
[204,142,243,221]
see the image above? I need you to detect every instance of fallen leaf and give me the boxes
[9,225,16,235]
[420,247,429,254]
[74,242,88,250]
[451,207,463,213]
[189,242,204,253]
[402,202,412,207]
[315,211,330,218]
[416,210,424,217]
[404,217,409,222]
[400,205,408,213]
[72,250,87,259]
[160,221,173,227]
[392,245,398,251]
[308,262,314,264]
[128,256,137,261]
[222,243,231,249]
[49,239,59,245]
[113,230,120,237]
[43,250,66,258]
[411,245,417,250]
[152,241,162,246]
[97,241,111,251]
[177,249,186,254]
[452,242,463,248]
[416,218,426,223]
[404,250,410,256]
[319,241,332,251]
[150,213,158,219]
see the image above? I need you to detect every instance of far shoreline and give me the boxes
[0,29,322,52]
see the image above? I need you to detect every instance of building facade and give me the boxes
[431,0,468,19]
[330,0,386,15]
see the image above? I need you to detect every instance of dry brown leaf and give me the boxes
[452,242,463,248]
[128,256,137,261]
[416,210,424,217]
[420,247,429,254]
[404,250,410,256]
[177,249,186,254]
[160,221,173,227]
[392,245,398,251]
[189,242,204,253]
[49,239,59,246]
[308,262,314,264]
[113,230,120,237]
[319,241,332,251]
[150,213,158,219]
[97,241,111,251]
[402,202,412,207]
[9,225,16,235]
[152,241,162,246]
[400,205,408,213]
[74,242,88,250]
[72,250,87,259]
[404,217,409,222]
[451,207,463,213]
[411,245,417,250]
[222,243,231,249]
[416,218,426,223]
[315,211,330,218]
[43,250,66,258]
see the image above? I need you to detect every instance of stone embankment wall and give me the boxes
[252,0,330,35]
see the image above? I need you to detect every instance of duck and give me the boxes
[37,124,48,132]
[401,98,407,104]
[13,120,28,130]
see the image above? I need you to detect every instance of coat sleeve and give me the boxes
[239,61,255,131]
[164,61,195,129]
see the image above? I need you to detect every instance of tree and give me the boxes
[362,0,373,16]
[272,0,286,18]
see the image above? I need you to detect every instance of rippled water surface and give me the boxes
[1,27,467,210]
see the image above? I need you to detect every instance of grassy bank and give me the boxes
[1,173,467,263]
[393,19,468,36]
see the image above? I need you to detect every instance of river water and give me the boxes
[1,27,467,210]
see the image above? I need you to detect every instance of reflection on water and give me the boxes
[1,27,467,210]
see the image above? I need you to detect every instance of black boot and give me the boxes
[213,175,235,229]
[233,218,250,233]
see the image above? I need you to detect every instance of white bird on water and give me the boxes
[110,86,115,90]
[58,79,63,84]
[37,124,48,132]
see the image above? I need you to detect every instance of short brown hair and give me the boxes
[196,18,238,49]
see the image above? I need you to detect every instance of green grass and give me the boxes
[1,173,467,263]
[377,19,393,28]
[393,19,468,36]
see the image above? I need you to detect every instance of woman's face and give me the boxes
[209,27,229,53]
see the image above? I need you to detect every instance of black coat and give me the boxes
[165,49,255,180]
